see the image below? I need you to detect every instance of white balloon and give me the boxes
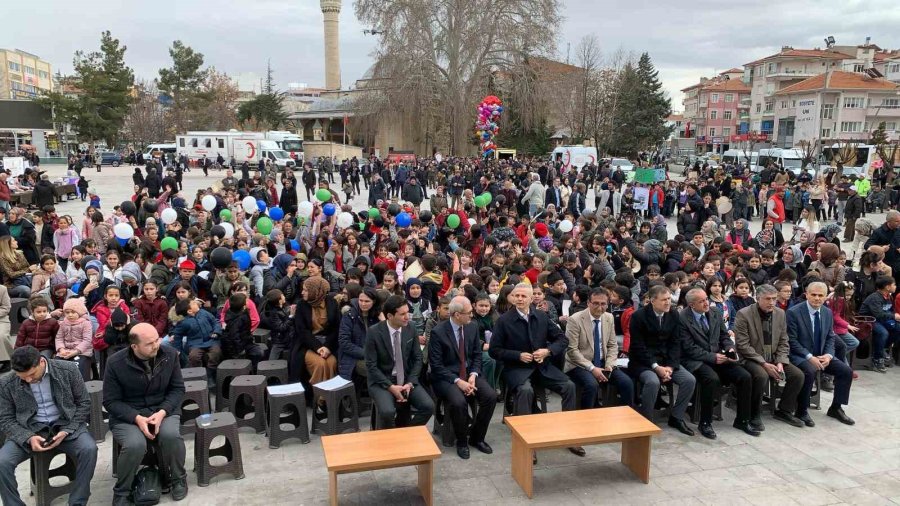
[202,195,217,211]
[337,212,354,229]
[113,222,134,240]
[160,208,178,225]
[558,219,574,233]
[468,218,477,226]
[297,201,314,218]
[242,196,257,213]
[221,222,235,238]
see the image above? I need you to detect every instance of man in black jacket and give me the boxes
[103,323,187,504]
[32,174,56,210]
[842,185,865,242]
[628,285,696,435]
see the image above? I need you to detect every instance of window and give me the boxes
[853,63,865,72]
[768,63,777,73]
[889,64,900,73]
[23,66,35,75]
[755,103,761,113]
[725,94,734,102]
[8,61,20,72]
[709,128,716,137]
[764,102,774,112]
[840,121,862,133]
[723,127,731,136]
[791,100,796,108]
[843,97,865,108]
[821,128,831,138]
[204,138,212,148]
[724,110,733,120]
[217,139,225,149]
[711,93,719,103]
[822,104,834,119]
[38,70,49,79]
[882,98,900,109]
[710,110,717,120]
[884,122,897,130]
[781,101,788,109]
[179,138,185,147]
[191,138,198,148]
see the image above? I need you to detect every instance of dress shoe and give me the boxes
[568,446,586,457]
[733,420,761,437]
[749,417,765,432]
[667,417,695,436]
[171,477,188,501]
[773,409,804,427]
[821,374,834,392]
[796,412,816,428]
[471,441,493,455]
[698,422,717,440]
[826,406,855,426]
[456,445,470,459]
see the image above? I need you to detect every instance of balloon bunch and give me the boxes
[475,95,503,159]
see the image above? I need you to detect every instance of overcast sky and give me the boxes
[3,0,899,111]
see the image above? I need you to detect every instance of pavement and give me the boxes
[9,164,899,505]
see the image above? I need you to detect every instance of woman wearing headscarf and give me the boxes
[292,277,341,393]
[725,219,752,249]
[809,242,845,288]
[263,253,299,303]
[650,214,667,243]
[772,244,807,280]
[405,278,432,342]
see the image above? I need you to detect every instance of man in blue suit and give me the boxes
[786,282,855,427]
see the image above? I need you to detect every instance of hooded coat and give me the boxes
[809,243,845,288]
[337,298,380,379]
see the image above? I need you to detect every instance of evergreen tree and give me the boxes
[237,60,287,130]
[608,53,672,156]
[158,41,207,134]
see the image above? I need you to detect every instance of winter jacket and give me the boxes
[859,291,894,322]
[148,264,175,289]
[15,317,60,352]
[90,299,130,351]
[171,309,222,351]
[102,345,184,428]
[261,304,294,348]
[221,308,252,357]
[337,299,379,379]
[55,317,94,357]
[133,295,169,337]
[211,274,250,308]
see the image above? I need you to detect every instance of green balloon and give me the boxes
[480,192,493,205]
[316,189,332,202]
[358,222,366,231]
[160,237,178,251]
[474,195,486,208]
[447,214,461,229]
[219,209,232,221]
[368,207,380,219]
[256,217,274,235]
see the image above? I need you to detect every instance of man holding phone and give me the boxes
[0,346,98,506]
[104,323,187,505]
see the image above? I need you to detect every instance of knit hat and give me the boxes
[85,260,103,274]
[63,297,88,317]
[110,308,128,327]
[535,223,549,238]
[179,259,196,271]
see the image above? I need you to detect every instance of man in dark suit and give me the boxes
[628,285,696,436]
[544,177,563,209]
[366,295,434,429]
[489,283,583,457]
[734,284,805,428]
[786,282,855,426]
[679,288,758,439]
[429,296,497,459]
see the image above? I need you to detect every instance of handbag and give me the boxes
[132,466,162,506]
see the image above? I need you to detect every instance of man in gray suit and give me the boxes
[733,284,805,428]
[679,288,758,439]
[366,295,434,429]
[0,346,98,506]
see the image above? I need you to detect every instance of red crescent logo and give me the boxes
[246,142,256,159]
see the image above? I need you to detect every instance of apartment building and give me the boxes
[772,70,900,147]
[680,68,750,154]
[0,49,53,100]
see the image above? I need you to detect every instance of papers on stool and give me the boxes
[615,358,630,369]
[314,376,352,391]
[267,383,305,396]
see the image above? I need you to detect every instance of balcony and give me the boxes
[767,70,818,80]
[737,99,751,110]
[868,105,900,118]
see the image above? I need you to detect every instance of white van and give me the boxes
[758,148,814,176]
[550,145,598,171]
[722,149,761,172]
[141,143,177,162]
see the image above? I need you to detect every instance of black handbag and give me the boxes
[132,466,162,506]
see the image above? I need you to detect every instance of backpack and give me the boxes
[132,466,161,506]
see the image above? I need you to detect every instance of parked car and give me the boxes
[99,151,123,166]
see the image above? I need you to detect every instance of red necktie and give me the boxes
[457,326,467,380]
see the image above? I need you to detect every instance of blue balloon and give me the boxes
[323,203,336,216]
[396,212,412,228]
[256,199,267,212]
[289,239,300,251]
[117,237,129,246]
[268,206,285,221]
[232,250,251,271]
[71,283,80,294]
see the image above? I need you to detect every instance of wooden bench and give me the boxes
[321,425,441,506]
[505,406,661,498]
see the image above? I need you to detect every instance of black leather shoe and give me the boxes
[698,422,717,440]
[733,419,761,437]
[568,446,586,457]
[749,417,765,432]
[456,445,470,459]
[471,441,493,455]
[826,406,855,426]
[796,412,816,428]
[171,477,188,501]
[773,409,804,427]
[667,417,695,436]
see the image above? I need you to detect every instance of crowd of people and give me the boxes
[0,152,898,505]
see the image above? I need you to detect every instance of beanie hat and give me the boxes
[179,259,196,270]
[111,308,128,326]
[63,297,88,317]
[535,223,549,238]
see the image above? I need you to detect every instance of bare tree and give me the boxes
[354,0,560,155]
[194,68,239,130]
[797,139,818,169]
[832,139,859,170]
[123,80,168,149]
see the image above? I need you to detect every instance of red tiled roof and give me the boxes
[701,79,751,92]
[745,49,853,67]
[775,70,900,94]
[720,68,743,74]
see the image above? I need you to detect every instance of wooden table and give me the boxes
[321,425,441,506]
[505,406,662,498]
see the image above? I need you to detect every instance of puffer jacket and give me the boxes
[55,317,94,356]
[133,295,169,337]
[90,299,131,351]
[337,299,380,379]
[171,309,222,351]
[15,317,60,352]
[261,304,294,348]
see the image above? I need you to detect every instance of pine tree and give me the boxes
[237,60,287,131]
[158,41,207,134]
[609,53,672,156]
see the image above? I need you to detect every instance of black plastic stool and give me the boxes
[266,383,310,448]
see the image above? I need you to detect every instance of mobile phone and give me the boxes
[41,438,54,448]
[725,349,738,360]
[401,390,409,400]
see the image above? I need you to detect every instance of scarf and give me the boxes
[303,276,330,334]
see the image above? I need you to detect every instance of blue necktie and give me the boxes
[813,311,822,355]
[700,314,709,333]
[592,319,604,368]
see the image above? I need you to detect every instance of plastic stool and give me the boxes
[256,360,288,385]
[84,380,108,442]
[111,436,168,482]
[181,380,211,435]
[311,380,359,435]
[266,383,310,448]
[215,359,252,411]
[9,298,29,336]
[229,375,268,433]
[252,328,271,345]
[434,395,478,447]
[193,412,245,487]
[180,367,207,382]
[30,448,75,506]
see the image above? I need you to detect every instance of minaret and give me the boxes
[321,0,342,90]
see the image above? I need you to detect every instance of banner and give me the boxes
[632,187,649,210]
[634,168,666,184]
